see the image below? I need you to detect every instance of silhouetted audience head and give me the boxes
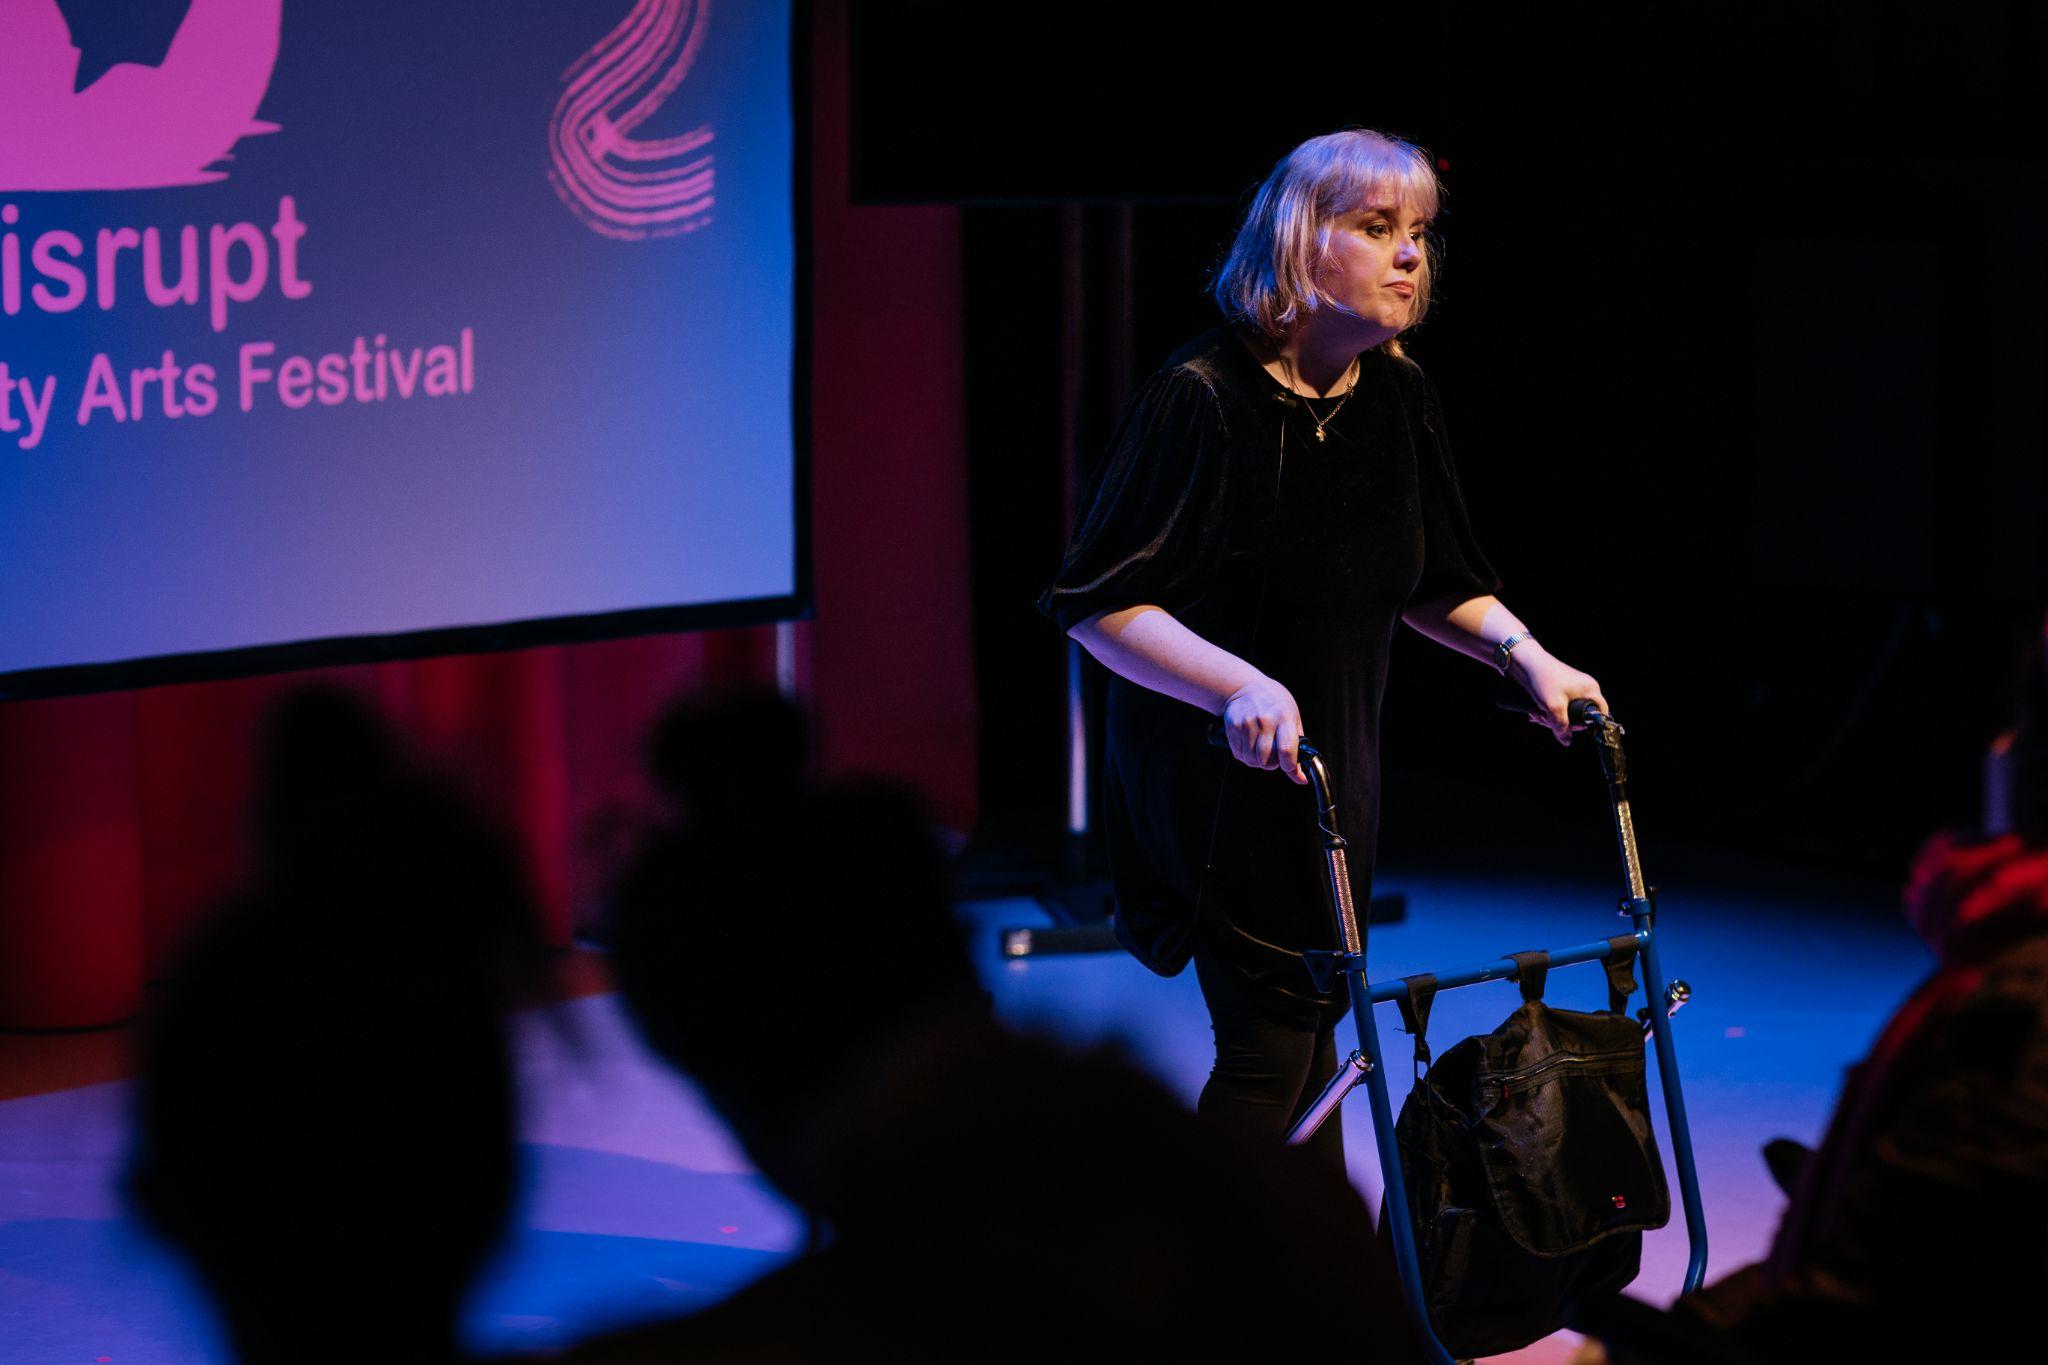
[128,686,544,1364]
[644,684,813,820]
[582,689,1424,1365]
[1905,611,2048,953]
[611,690,979,1212]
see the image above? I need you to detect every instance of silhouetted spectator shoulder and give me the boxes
[1591,830,2048,1364]
[553,1014,1416,1364]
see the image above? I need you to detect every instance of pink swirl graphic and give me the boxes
[548,0,715,241]
[0,0,283,192]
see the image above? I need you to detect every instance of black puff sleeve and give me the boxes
[1406,366,1504,608]
[1037,365,1237,634]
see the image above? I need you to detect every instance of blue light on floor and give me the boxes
[0,867,1932,1362]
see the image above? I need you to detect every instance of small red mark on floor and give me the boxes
[718,1225,739,1234]
[1725,1026,1747,1038]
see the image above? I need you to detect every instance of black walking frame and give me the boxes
[1220,700,1709,1363]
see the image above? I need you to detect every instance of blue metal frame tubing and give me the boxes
[1349,968,1451,1362]
[1634,913,1710,1293]
[1277,716,1705,1359]
[1321,923,1709,1363]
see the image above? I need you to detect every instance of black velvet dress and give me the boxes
[1039,326,1501,1029]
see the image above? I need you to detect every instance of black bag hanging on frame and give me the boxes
[1390,938,1670,1360]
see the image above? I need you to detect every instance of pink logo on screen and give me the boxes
[549,0,716,240]
[0,0,283,191]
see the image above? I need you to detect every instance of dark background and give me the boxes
[849,1,2048,895]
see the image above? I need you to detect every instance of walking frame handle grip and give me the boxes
[1204,720,1322,764]
[1208,692,1611,768]
[1493,682,1614,733]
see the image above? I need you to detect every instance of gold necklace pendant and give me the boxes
[1280,352,1356,446]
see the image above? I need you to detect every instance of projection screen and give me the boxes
[0,0,803,700]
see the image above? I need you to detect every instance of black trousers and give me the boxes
[1192,943,1346,1177]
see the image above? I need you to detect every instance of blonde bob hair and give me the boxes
[1213,128,1443,354]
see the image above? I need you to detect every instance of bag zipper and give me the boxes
[1485,1048,1639,1094]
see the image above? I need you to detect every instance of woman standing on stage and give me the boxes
[1038,129,1609,1172]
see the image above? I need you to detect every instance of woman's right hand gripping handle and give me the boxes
[1220,677,1308,785]
[1066,605,1307,786]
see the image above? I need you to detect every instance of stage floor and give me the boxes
[0,866,1928,1362]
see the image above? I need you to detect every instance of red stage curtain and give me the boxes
[805,0,979,838]
[0,693,144,1030]
[0,1,976,1030]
